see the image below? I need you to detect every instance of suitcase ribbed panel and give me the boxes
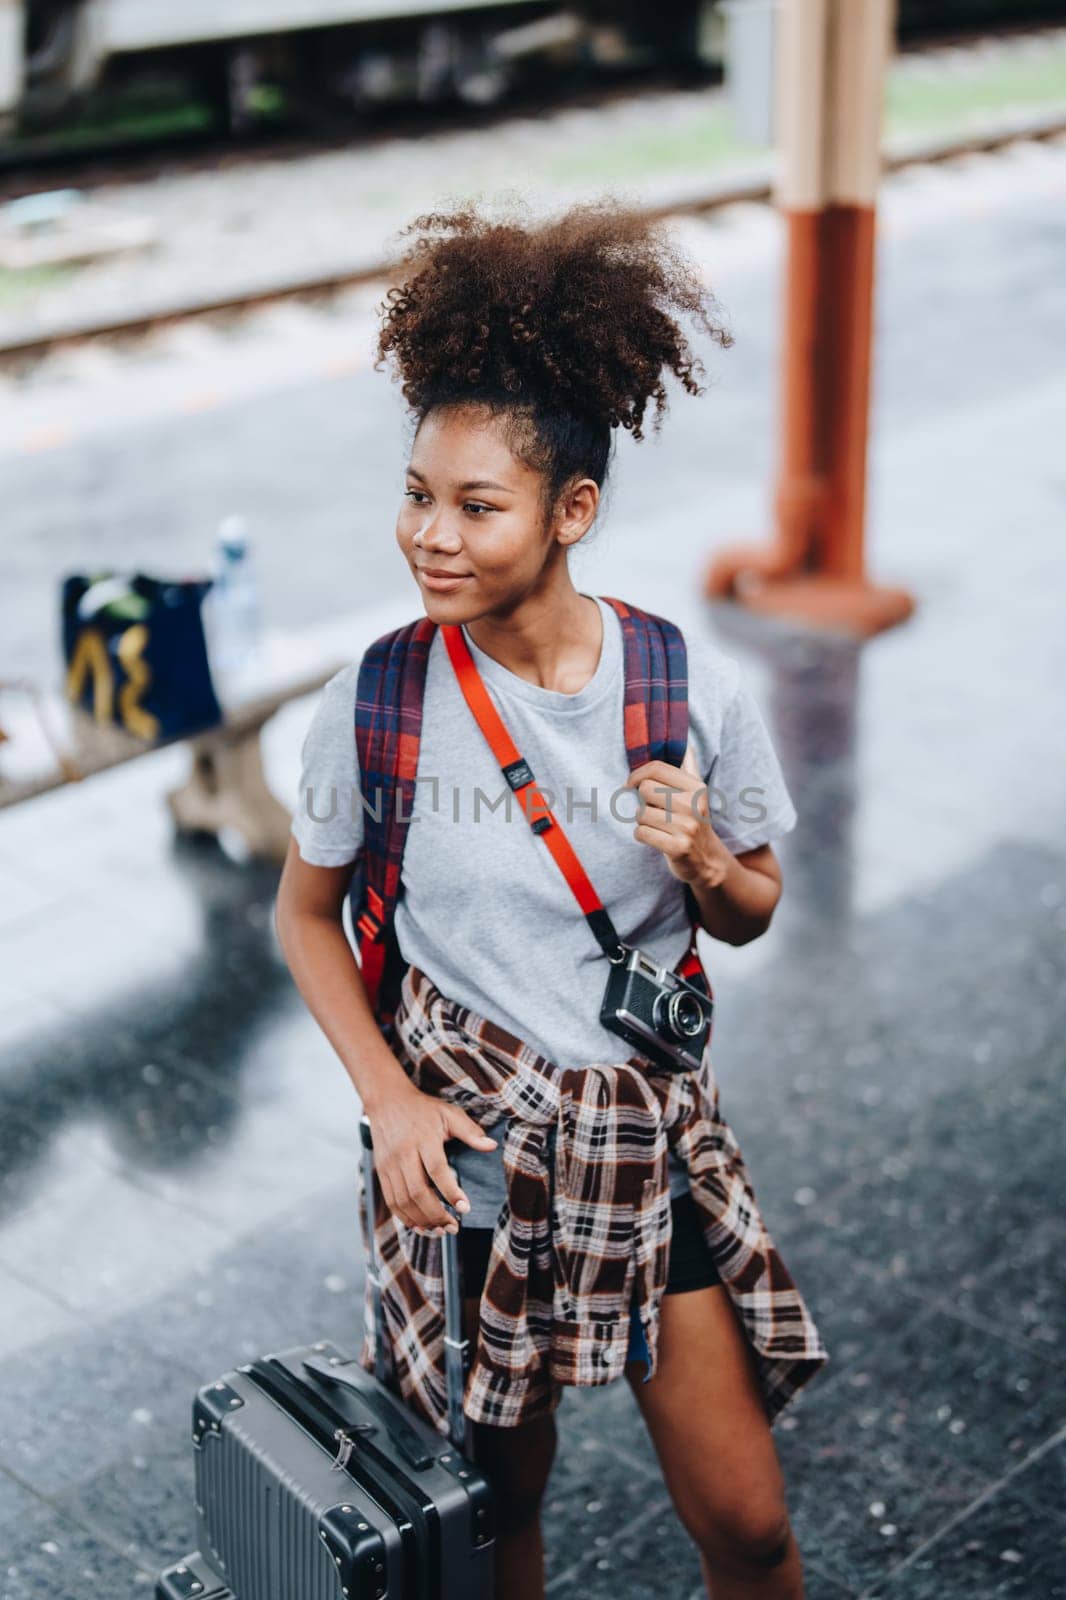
[196,1419,340,1600]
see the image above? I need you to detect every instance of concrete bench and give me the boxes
[0,599,410,861]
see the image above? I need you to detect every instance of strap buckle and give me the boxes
[502,756,534,791]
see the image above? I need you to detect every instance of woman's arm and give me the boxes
[274,838,497,1232]
[684,840,782,947]
[274,838,412,1114]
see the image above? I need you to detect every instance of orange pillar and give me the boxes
[706,0,914,638]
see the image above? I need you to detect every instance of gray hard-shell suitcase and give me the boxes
[157,1113,495,1600]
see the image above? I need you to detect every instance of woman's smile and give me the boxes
[417,566,474,592]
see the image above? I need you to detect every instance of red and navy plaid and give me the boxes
[602,594,688,769]
[345,595,829,1434]
[348,615,435,1029]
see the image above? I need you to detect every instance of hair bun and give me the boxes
[374,196,732,441]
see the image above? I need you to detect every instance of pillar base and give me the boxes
[707,570,914,640]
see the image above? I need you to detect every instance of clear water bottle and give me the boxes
[204,515,261,697]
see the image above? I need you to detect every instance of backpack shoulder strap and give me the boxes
[601,595,708,989]
[599,595,689,771]
[349,614,437,1026]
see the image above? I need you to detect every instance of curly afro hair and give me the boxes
[374,195,733,526]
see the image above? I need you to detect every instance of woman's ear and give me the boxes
[555,478,599,546]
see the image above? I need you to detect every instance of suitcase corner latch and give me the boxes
[331,1422,375,1471]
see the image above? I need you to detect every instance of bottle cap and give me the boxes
[218,515,248,558]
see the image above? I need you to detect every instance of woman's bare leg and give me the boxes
[462,1292,558,1600]
[625,1284,805,1599]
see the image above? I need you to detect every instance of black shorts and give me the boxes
[458,1190,721,1299]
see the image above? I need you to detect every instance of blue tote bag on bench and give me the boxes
[61,571,223,744]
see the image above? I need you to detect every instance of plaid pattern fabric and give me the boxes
[348,595,829,1432]
[355,962,830,1433]
[600,594,689,769]
[349,615,436,1032]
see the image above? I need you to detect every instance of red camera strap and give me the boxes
[442,621,634,964]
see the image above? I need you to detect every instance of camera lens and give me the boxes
[662,989,706,1040]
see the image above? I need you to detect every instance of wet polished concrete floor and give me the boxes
[2,159,1065,1597]
[1,600,1062,1598]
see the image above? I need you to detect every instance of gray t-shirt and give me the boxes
[291,594,797,1225]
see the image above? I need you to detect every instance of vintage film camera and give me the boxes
[600,944,712,1075]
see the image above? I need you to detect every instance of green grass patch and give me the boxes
[8,74,292,159]
[536,40,1066,190]
[13,93,217,156]
[0,263,75,308]
[541,102,765,186]
[886,39,1066,135]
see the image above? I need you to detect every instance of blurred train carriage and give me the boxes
[2,0,1064,137]
[0,0,720,135]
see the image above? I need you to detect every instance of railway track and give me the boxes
[3,123,1062,459]
[1,107,1064,373]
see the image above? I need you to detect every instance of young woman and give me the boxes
[276,200,827,1600]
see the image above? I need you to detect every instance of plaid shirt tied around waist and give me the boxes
[355,962,830,1435]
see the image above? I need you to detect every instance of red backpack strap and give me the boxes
[350,615,437,1028]
[600,595,707,990]
[600,595,689,771]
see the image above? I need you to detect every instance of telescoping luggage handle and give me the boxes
[359,1111,472,1456]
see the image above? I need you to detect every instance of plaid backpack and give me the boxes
[348,594,708,1039]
